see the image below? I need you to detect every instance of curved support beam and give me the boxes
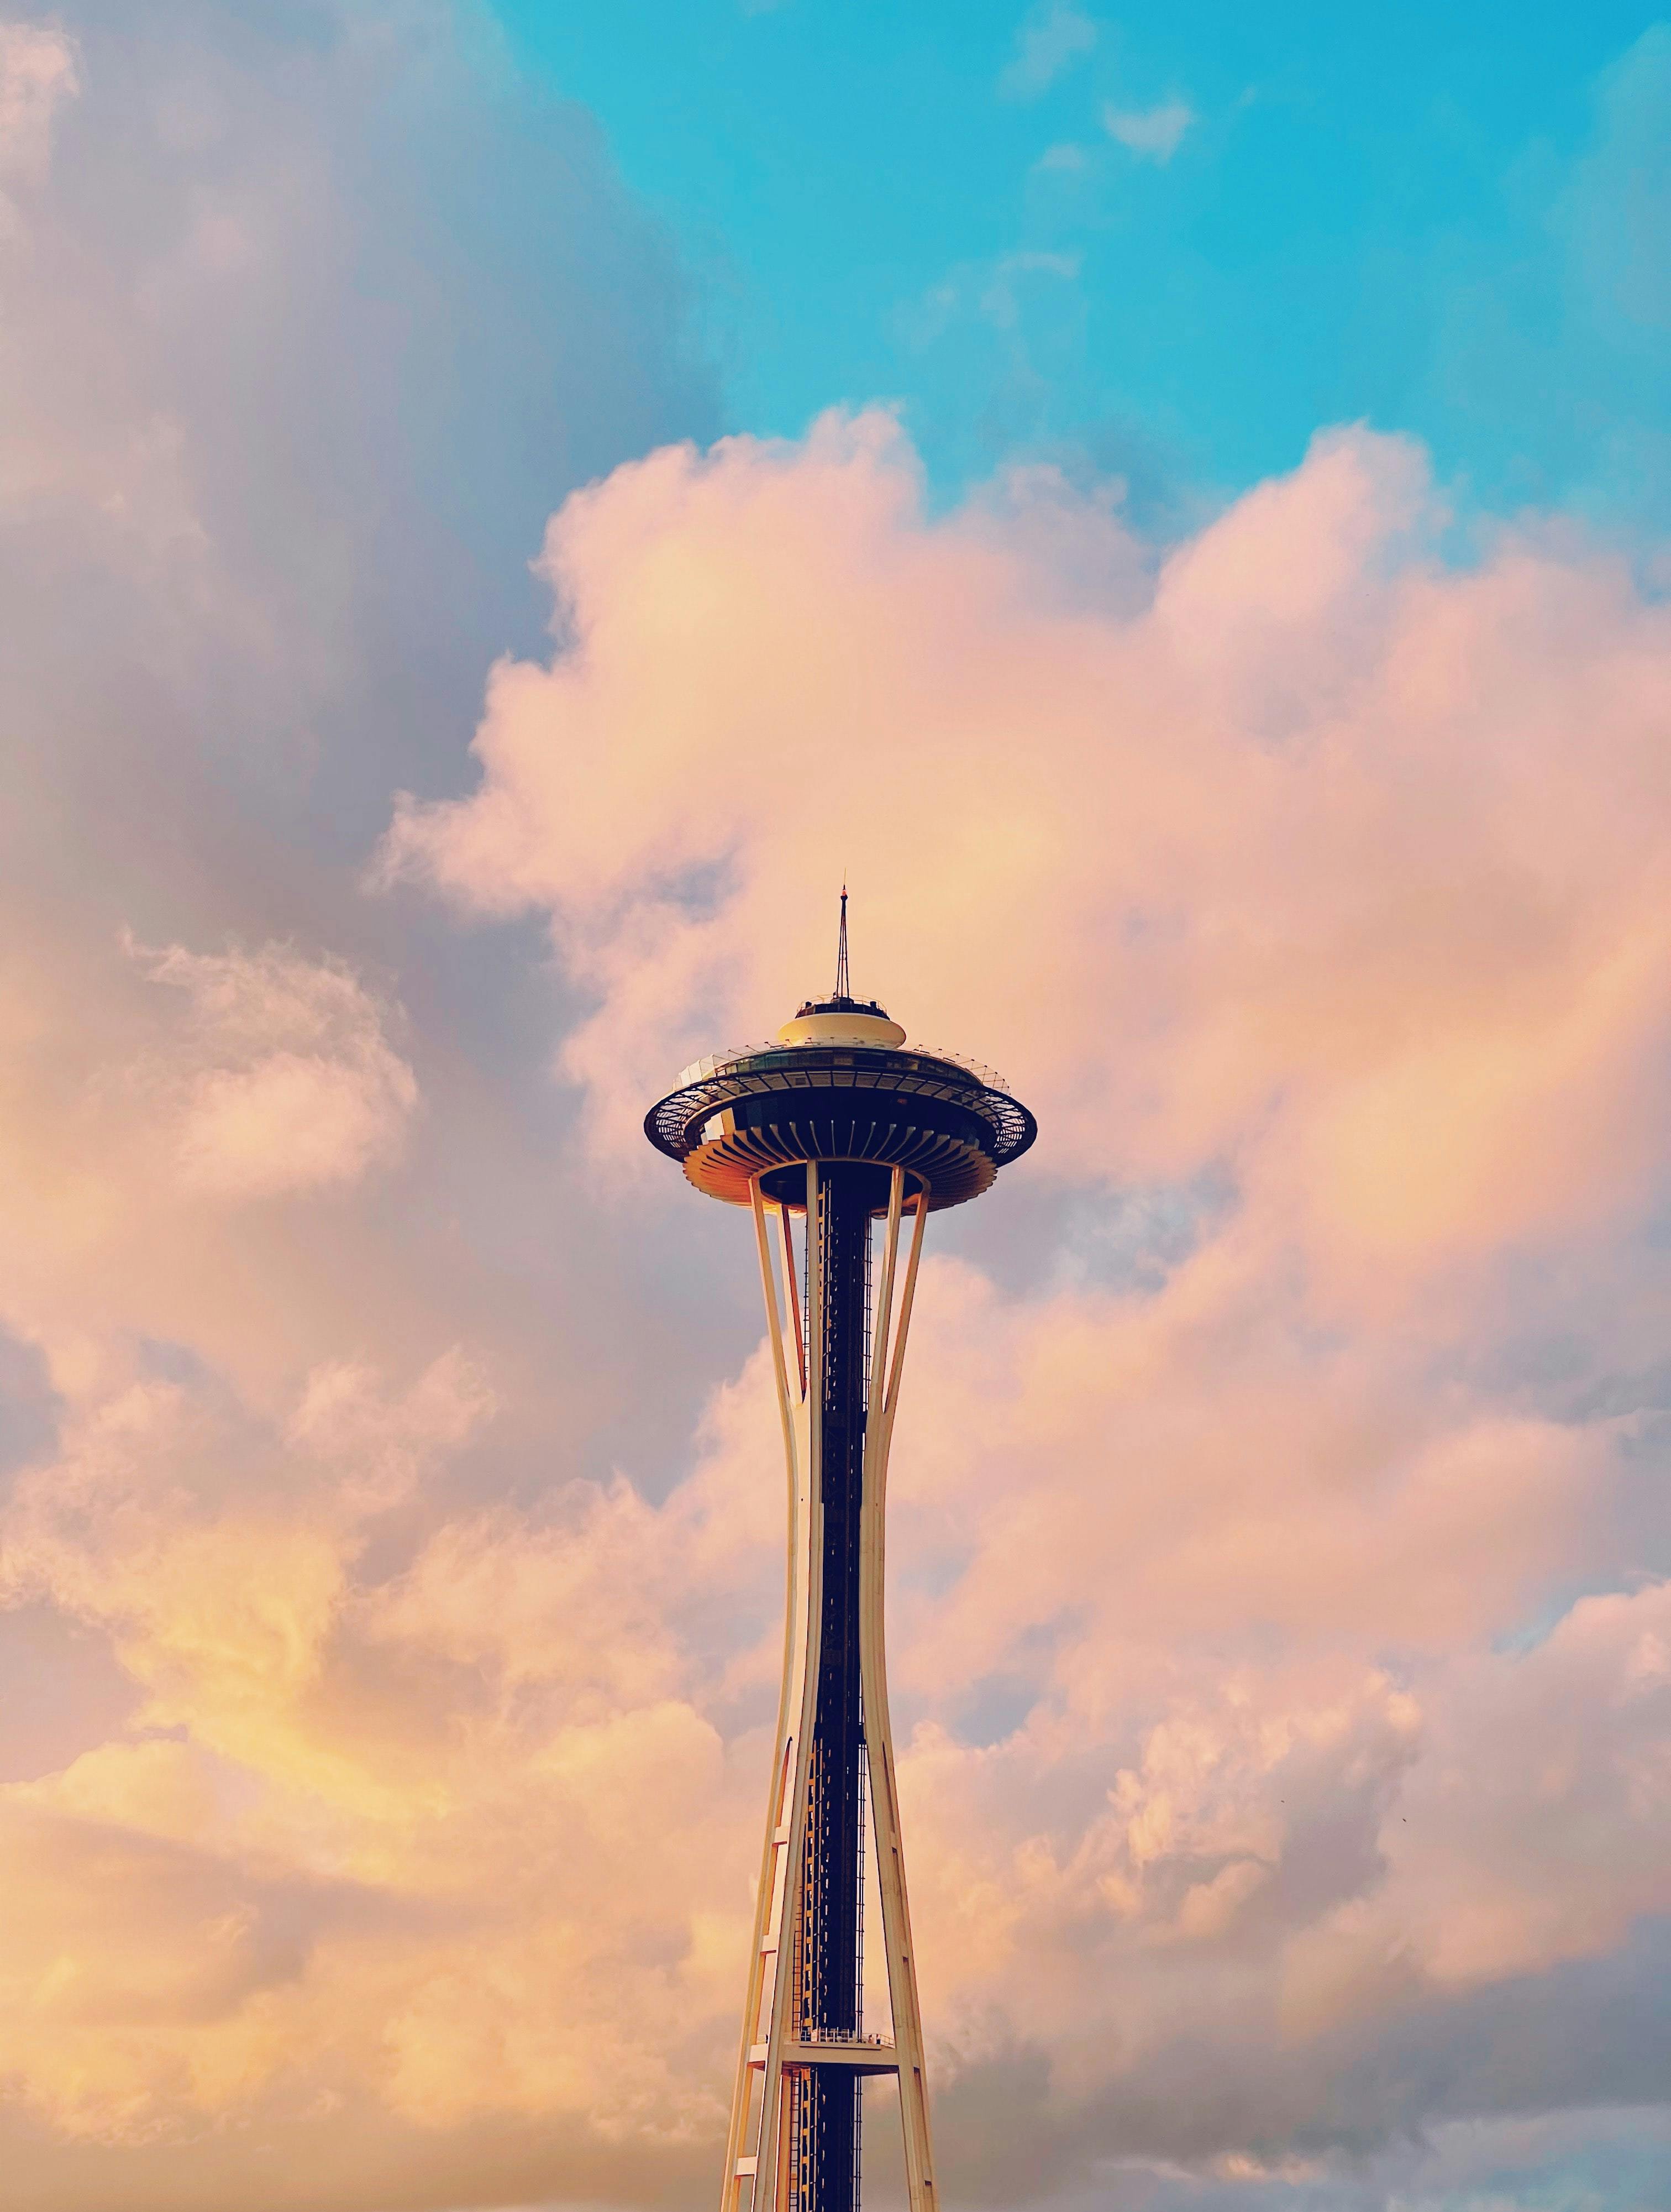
[883,1191,928,1425]
[753,1180,798,1465]
[779,1201,806,1401]
[722,1184,803,2212]
[869,1167,905,1428]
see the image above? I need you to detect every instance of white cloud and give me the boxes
[978,247,1083,329]
[1104,96,1195,161]
[1000,1,1097,100]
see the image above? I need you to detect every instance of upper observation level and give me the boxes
[643,895,1036,1214]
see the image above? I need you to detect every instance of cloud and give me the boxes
[0,1339,759,2174]
[0,1355,489,1773]
[366,406,1671,2196]
[0,4,1669,2202]
[386,410,1671,1316]
[0,13,740,2182]
[0,1244,1652,2194]
[1416,27,1671,527]
[1000,1,1097,100]
[978,247,1083,329]
[0,19,76,188]
[1561,26,1671,333]
[1103,96,1194,161]
[129,940,418,1198]
[0,0,716,1430]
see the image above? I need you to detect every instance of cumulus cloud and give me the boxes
[385,411,1671,1315]
[0,1340,762,2178]
[1103,97,1194,161]
[1,1265,1653,2196]
[1,1351,493,1780]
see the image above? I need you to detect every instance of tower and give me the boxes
[644,899,1037,2212]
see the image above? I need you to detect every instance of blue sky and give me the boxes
[492,0,1671,525]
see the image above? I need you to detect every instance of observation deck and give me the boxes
[643,994,1037,1214]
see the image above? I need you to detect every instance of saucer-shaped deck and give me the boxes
[644,1012,1037,1214]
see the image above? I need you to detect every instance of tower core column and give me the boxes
[799,1164,868,2208]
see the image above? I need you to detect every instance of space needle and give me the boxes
[645,898,1037,2212]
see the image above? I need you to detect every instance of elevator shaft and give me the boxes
[795,1167,870,2210]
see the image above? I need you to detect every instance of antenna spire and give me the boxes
[834,884,850,1000]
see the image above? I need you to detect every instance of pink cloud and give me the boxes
[386,411,1671,1314]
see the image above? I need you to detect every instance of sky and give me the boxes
[502,0,1671,522]
[0,5,1669,2211]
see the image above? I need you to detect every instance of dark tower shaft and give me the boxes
[796,1167,869,2208]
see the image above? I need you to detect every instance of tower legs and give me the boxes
[724,1165,937,2212]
